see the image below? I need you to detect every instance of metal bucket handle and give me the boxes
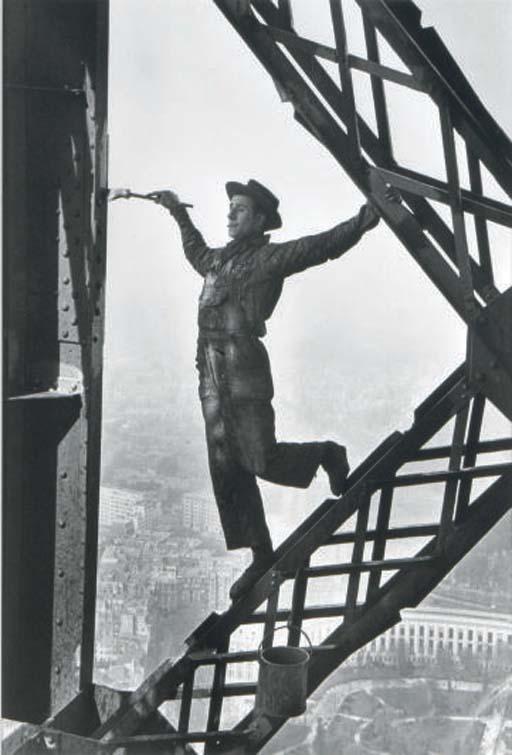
[258,624,313,661]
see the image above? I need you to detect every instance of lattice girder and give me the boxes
[5,2,512,754]
[213,0,512,421]
[8,363,511,754]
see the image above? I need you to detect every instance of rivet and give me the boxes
[71,317,78,326]
[58,519,66,528]
[56,618,63,627]
[62,330,69,339]
[93,336,99,343]
[63,277,70,285]
[55,666,61,675]
[71,383,78,392]
[60,472,68,480]
[62,304,70,312]
[58,569,65,578]
[63,249,70,257]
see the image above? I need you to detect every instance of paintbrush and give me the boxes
[108,188,193,208]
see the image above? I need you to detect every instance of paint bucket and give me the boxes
[255,625,312,718]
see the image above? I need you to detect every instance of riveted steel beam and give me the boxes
[354,0,512,199]
[3,0,109,723]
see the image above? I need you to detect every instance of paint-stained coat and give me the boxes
[171,203,379,548]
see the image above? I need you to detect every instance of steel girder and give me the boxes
[3,0,109,724]
[8,369,512,753]
[5,2,512,754]
[213,0,512,422]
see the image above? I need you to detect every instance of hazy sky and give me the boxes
[104,1,511,535]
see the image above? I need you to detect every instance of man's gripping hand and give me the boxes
[147,190,185,211]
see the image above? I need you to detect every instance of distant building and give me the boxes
[100,486,145,529]
[362,605,512,666]
[182,491,223,537]
[151,574,179,614]
[208,555,247,610]
[119,611,137,638]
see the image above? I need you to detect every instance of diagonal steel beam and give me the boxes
[251,0,500,304]
[213,0,512,395]
[223,469,512,753]
[355,0,512,199]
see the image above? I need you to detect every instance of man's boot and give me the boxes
[321,441,350,496]
[229,542,274,602]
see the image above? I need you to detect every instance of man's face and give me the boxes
[227,194,264,240]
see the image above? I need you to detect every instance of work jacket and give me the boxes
[171,204,379,403]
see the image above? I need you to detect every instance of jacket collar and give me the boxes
[220,232,270,264]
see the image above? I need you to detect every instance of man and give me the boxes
[151,179,390,601]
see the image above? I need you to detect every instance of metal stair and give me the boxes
[5,2,512,753]
[8,366,512,753]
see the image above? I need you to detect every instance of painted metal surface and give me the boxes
[4,1,512,753]
[3,0,109,723]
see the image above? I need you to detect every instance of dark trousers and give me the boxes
[201,395,324,550]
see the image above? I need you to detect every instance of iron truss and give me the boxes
[6,1,512,753]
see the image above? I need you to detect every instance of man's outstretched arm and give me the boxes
[256,202,380,280]
[152,190,212,277]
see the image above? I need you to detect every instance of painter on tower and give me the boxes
[142,178,400,600]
